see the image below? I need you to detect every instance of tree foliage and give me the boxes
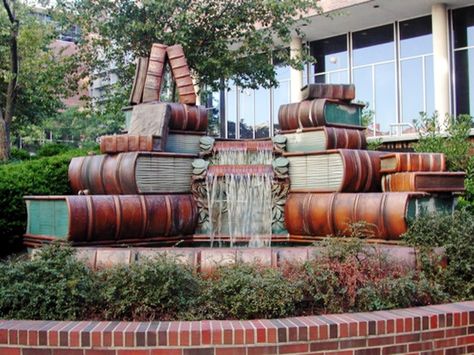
[55,0,319,91]
[0,2,79,159]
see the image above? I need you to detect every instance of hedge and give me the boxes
[0,148,96,255]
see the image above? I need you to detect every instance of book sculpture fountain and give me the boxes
[24,44,466,261]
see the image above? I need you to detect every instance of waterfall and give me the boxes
[213,145,273,165]
[205,168,273,247]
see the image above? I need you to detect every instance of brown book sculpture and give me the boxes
[301,83,355,101]
[381,172,466,192]
[285,192,457,240]
[128,102,170,146]
[284,149,384,192]
[380,152,446,173]
[142,43,167,103]
[167,44,197,105]
[166,130,206,154]
[129,57,149,105]
[100,134,164,154]
[68,152,195,194]
[278,99,364,131]
[168,102,208,131]
[282,126,367,152]
[24,195,197,246]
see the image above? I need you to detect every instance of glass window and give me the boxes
[208,90,221,137]
[453,6,474,116]
[353,24,394,66]
[310,34,348,73]
[239,88,254,139]
[353,24,395,135]
[272,65,291,133]
[400,16,433,58]
[398,16,434,124]
[453,6,474,49]
[226,83,237,139]
[255,88,270,138]
[454,48,474,116]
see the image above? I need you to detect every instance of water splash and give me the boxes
[213,144,273,165]
[205,167,273,247]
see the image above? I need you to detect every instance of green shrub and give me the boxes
[0,243,455,321]
[9,147,31,161]
[414,113,472,172]
[97,257,201,321]
[403,210,474,300]
[0,244,99,320]
[37,143,72,157]
[0,148,96,255]
[299,237,446,314]
[414,112,474,209]
[196,264,303,320]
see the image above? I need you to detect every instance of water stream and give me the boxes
[205,164,273,248]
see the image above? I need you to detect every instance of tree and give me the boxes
[0,0,18,161]
[0,2,78,160]
[56,0,319,94]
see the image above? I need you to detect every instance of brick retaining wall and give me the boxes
[0,301,473,354]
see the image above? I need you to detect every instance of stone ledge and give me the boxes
[0,301,473,354]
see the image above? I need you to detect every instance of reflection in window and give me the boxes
[352,24,395,135]
[353,24,394,66]
[399,16,434,126]
[311,34,349,84]
[273,65,291,133]
[239,88,255,139]
[453,6,474,117]
[208,90,221,137]
[255,88,271,138]
[226,83,237,139]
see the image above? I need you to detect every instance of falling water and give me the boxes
[205,168,273,247]
[213,147,273,165]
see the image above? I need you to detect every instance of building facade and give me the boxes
[212,0,474,140]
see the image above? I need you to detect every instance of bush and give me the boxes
[196,264,303,320]
[37,143,72,157]
[9,147,31,161]
[0,244,99,320]
[0,243,453,321]
[414,112,474,209]
[403,209,474,300]
[298,238,446,314]
[0,148,96,255]
[414,113,472,172]
[97,257,201,321]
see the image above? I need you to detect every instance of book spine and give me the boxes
[284,192,415,240]
[382,174,415,192]
[129,57,149,105]
[278,99,363,130]
[69,153,139,195]
[169,103,208,131]
[339,150,383,192]
[166,45,197,105]
[381,153,446,173]
[302,84,356,101]
[382,172,465,192]
[324,127,367,150]
[66,194,197,243]
[100,135,158,153]
[142,44,167,103]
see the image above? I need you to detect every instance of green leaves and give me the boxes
[55,0,318,91]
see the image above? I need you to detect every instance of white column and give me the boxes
[290,36,304,103]
[432,3,451,124]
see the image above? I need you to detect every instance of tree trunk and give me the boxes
[0,115,9,161]
[1,0,19,161]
